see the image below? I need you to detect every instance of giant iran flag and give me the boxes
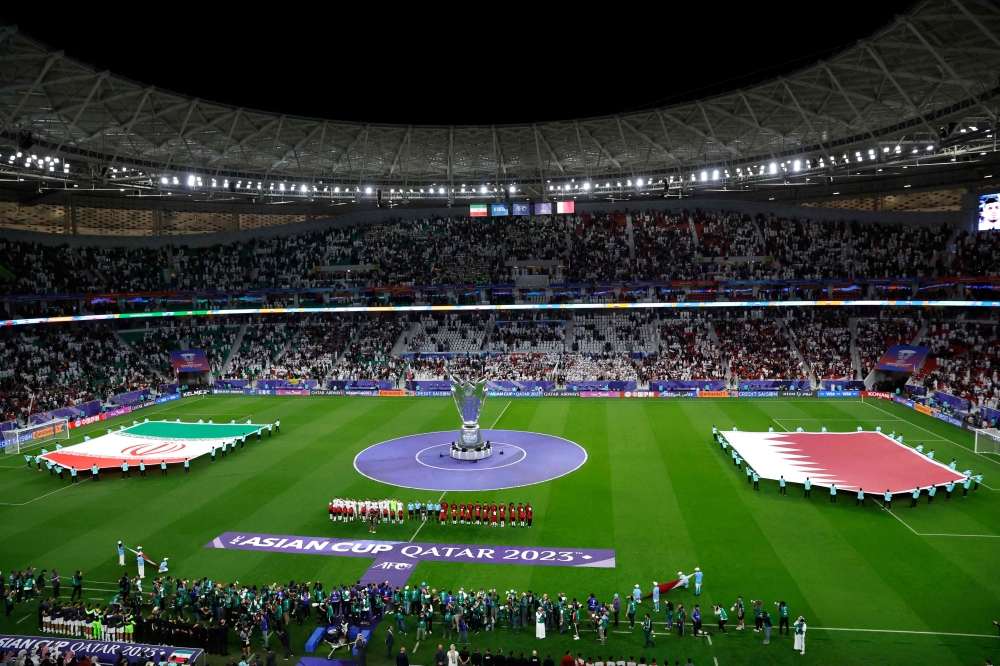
[722,431,966,493]
[40,420,269,470]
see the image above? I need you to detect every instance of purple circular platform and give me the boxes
[353,429,587,491]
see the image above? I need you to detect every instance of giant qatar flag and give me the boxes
[722,431,966,493]
[40,421,268,470]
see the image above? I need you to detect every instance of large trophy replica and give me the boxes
[449,376,492,461]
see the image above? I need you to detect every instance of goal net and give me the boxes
[2,418,70,455]
[973,428,1000,455]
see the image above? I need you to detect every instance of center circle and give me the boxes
[354,429,587,491]
[414,443,527,471]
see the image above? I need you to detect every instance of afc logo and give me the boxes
[371,561,413,571]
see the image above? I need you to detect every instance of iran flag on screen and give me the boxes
[556,201,575,214]
[470,204,488,217]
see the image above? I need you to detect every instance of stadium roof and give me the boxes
[1,0,999,201]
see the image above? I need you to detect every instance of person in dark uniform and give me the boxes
[279,627,291,661]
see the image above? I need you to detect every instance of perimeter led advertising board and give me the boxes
[534,203,552,215]
[512,203,530,216]
[490,203,509,216]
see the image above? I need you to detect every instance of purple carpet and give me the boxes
[353,429,586,491]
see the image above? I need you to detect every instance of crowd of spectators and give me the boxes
[638,316,725,381]
[715,318,807,380]
[128,319,240,378]
[559,353,639,383]
[632,211,699,281]
[408,314,488,353]
[269,318,355,380]
[566,214,633,282]
[856,316,919,376]
[919,320,1000,408]
[762,218,952,280]
[787,310,855,380]
[0,324,153,422]
[331,317,408,382]
[695,211,764,259]
[490,320,566,353]
[5,212,1000,304]
[572,312,655,354]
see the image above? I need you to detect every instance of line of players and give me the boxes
[328,498,534,526]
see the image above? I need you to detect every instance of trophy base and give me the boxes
[451,439,493,461]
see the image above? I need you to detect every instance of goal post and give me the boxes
[2,417,70,455]
[973,428,1000,455]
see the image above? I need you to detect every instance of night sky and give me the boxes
[3,3,914,125]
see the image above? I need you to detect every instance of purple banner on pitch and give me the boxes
[875,345,930,372]
[208,532,615,568]
[0,634,202,665]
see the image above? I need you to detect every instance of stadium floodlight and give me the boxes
[365,187,372,194]
[636,179,643,186]
[279,183,285,191]
[16,152,21,157]
[334,186,340,193]
[883,147,890,153]
[970,126,978,131]
[769,163,776,174]
[549,185,554,191]
[793,161,801,172]
[160,176,168,185]
[187,175,195,186]
[700,171,707,182]
[712,170,719,180]
[691,174,696,182]
[439,188,445,194]
[926,145,934,151]
[509,185,516,193]
[480,186,486,194]
[300,184,307,193]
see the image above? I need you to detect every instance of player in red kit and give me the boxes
[328,501,334,521]
[499,503,506,527]
[509,502,516,527]
[526,503,533,527]
[439,503,447,523]
[450,502,457,524]
[474,502,482,525]
[518,503,526,527]
[490,503,498,526]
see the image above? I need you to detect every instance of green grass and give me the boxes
[2,395,999,666]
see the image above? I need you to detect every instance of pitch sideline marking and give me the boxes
[408,491,449,543]
[406,401,511,542]
[491,401,512,429]
[872,498,999,538]
[0,482,79,506]
[810,626,998,638]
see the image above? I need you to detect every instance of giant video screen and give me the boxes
[978,193,1000,230]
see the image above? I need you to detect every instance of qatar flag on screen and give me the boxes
[724,431,966,493]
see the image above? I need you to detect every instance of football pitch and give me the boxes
[2,395,999,665]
